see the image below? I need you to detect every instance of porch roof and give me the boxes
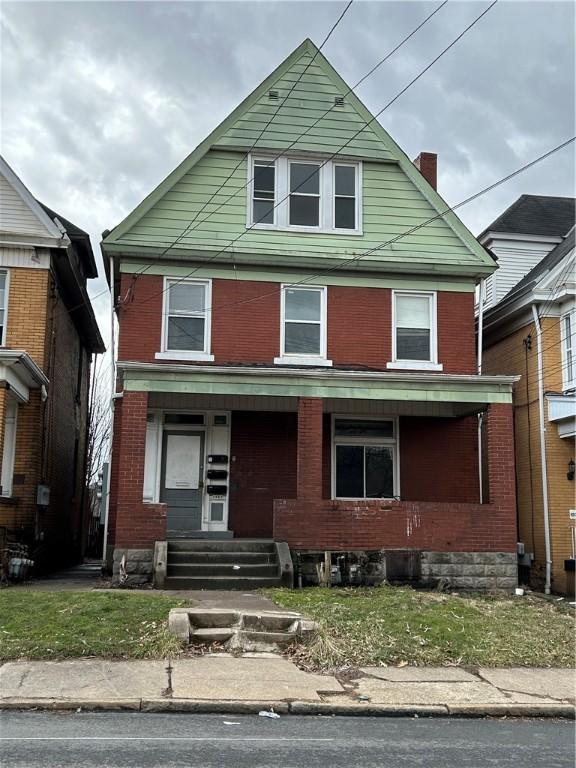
[120,362,517,406]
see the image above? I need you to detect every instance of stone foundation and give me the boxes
[420,551,517,591]
[112,548,154,587]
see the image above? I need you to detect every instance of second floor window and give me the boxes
[280,285,327,359]
[164,279,210,354]
[0,271,6,345]
[392,291,437,365]
[562,311,576,390]
[249,155,361,233]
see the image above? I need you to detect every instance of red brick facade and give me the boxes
[117,274,476,374]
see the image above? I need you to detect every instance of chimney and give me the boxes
[413,152,437,190]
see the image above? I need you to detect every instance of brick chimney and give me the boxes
[413,152,437,190]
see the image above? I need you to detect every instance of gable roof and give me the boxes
[0,155,69,247]
[503,226,575,300]
[103,39,494,276]
[480,195,576,240]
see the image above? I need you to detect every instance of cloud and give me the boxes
[1,0,574,349]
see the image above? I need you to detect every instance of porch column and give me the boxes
[296,397,323,501]
[485,403,517,548]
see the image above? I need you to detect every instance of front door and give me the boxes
[161,430,204,537]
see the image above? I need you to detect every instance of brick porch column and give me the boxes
[485,402,517,549]
[296,397,323,500]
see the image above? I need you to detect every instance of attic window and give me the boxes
[334,95,344,107]
[268,90,279,101]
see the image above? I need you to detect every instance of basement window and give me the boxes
[248,155,361,234]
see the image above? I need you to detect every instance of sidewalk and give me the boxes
[0,657,573,717]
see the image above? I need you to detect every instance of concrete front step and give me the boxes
[164,576,282,590]
[168,539,276,554]
[167,563,279,578]
[169,551,278,565]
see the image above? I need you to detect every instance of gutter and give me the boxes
[531,303,552,595]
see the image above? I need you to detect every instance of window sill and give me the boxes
[274,356,333,367]
[386,361,443,372]
[155,351,215,362]
[250,223,363,236]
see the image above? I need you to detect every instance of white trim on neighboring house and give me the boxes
[388,289,443,371]
[330,414,400,500]
[560,308,576,391]
[275,283,332,366]
[0,397,18,497]
[156,277,214,362]
[246,153,363,235]
[0,268,9,347]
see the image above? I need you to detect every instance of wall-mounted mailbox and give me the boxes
[208,455,228,464]
[207,485,228,496]
[206,469,228,480]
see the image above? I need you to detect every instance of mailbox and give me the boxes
[206,469,228,480]
[207,485,228,495]
[208,455,228,464]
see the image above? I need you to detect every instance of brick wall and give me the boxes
[112,391,167,549]
[4,267,49,366]
[484,317,575,593]
[118,274,476,373]
[274,403,516,552]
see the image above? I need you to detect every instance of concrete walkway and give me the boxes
[0,659,573,717]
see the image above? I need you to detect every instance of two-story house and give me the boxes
[0,156,105,571]
[480,195,575,595]
[102,40,518,590]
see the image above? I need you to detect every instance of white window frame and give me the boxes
[1,397,18,497]
[561,309,576,390]
[156,277,214,362]
[331,414,400,500]
[332,161,360,232]
[387,290,443,371]
[247,154,362,235]
[0,269,9,347]
[274,284,332,366]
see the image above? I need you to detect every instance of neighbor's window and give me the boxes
[252,161,275,225]
[393,291,436,363]
[164,280,210,353]
[281,286,326,358]
[561,311,576,389]
[249,156,360,233]
[0,271,7,345]
[333,418,396,499]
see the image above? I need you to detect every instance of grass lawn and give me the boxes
[264,586,574,670]
[0,591,187,661]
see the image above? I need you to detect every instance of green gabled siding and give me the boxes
[119,149,474,269]
[213,54,393,160]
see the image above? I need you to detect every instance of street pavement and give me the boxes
[1,711,574,767]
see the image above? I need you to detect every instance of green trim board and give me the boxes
[119,260,477,293]
[102,39,495,278]
[121,364,515,404]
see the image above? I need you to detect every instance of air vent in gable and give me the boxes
[334,95,345,107]
[268,89,279,101]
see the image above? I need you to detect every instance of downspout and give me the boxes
[477,279,485,503]
[531,303,552,594]
[101,254,116,566]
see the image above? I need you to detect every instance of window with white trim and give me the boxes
[0,271,7,345]
[561,310,576,390]
[333,417,397,499]
[278,285,328,362]
[162,279,211,355]
[249,156,361,234]
[391,291,439,368]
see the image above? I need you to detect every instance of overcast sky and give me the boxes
[1,0,575,350]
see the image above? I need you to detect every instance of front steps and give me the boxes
[164,539,289,590]
[168,607,317,652]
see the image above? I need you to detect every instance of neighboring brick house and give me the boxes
[480,195,575,595]
[0,156,105,570]
[102,39,518,590]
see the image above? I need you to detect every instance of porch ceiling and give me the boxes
[121,362,516,409]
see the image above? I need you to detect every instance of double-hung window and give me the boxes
[275,285,330,365]
[249,155,361,234]
[561,310,576,390]
[0,271,7,345]
[333,417,397,499]
[157,279,213,361]
[388,291,442,370]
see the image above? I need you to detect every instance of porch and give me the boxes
[109,364,518,589]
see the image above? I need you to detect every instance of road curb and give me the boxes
[0,698,573,718]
